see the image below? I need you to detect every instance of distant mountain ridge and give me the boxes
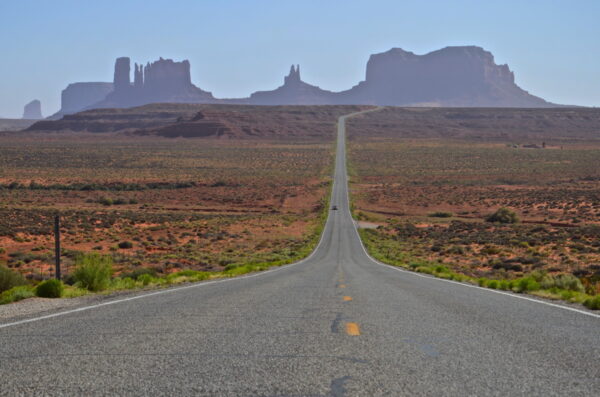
[50,46,559,117]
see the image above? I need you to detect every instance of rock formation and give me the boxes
[56,83,114,117]
[335,46,552,107]
[245,64,336,105]
[22,100,42,119]
[113,57,131,92]
[49,46,559,116]
[94,57,215,109]
[134,63,143,88]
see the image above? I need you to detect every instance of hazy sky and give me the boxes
[1,0,599,117]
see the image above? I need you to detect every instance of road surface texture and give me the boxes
[1,110,599,396]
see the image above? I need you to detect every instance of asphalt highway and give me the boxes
[1,110,599,396]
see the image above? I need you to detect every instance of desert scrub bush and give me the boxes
[486,207,519,224]
[73,253,113,291]
[121,267,157,280]
[0,285,35,304]
[583,295,600,310]
[513,277,540,293]
[62,286,89,298]
[0,265,27,293]
[118,241,133,249]
[429,211,453,218]
[98,197,113,206]
[111,277,136,290]
[35,279,64,298]
[137,273,155,286]
[540,273,585,292]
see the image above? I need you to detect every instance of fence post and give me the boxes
[54,215,61,280]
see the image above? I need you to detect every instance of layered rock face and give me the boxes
[246,64,336,105]
[336,46,551,107]
[22,100,42,119]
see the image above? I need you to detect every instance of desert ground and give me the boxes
[0,105,365,284]
[347,107,600,295]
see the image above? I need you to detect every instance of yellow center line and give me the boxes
[346,322,361,336]
[343,296,352,301]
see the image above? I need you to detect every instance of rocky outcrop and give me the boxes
[22,100,42,119]
[113,57,131,92]
[335,46,553,107]
[94,57,215,109]
[245,64,336,105]
[52,82,114,118]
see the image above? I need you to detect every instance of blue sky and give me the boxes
[1,0,599,117]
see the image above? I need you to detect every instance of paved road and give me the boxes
[1,110,599,396]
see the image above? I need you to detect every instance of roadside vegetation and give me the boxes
[360,228,600,310]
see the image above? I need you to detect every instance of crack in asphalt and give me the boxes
[330,312,344,333]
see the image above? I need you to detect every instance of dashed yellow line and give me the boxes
[345,322,360,336]
[343,296,352,302]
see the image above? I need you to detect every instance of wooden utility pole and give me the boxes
[54,215,61,280]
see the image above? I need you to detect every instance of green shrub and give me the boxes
[73,253,113,291]
[554,274,585,293]
[583,295,600,310]
[0,265,26,293]
[138,273,154,286]
[190,272,210,282]
[487,280,499,289]
[434,265,450,274]
[0,247,5,254]
[486,207,519,224]
[498,280,511,290]
[112,277,136,290]
[224,263,240,271]
[0,285,35,304]
[35,279,64,298]
[514,277,540,293]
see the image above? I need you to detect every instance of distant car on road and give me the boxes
[331,205,338,210]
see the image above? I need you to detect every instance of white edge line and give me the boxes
[340,112,600,320]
